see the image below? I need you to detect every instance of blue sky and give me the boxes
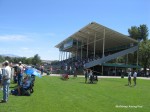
[0,0,149,60]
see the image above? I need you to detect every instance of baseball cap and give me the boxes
[19,61,22,64]
[4,60,9,64]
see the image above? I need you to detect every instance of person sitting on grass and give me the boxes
[62,74,69,80]
[18,76,31,96]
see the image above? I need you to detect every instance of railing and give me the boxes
[84,45,138,68]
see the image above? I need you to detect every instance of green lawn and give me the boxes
[0,76,150,112]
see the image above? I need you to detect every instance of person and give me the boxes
[17,61,23,87]
[50,66,53,74]
[83,69,88,83]
[18,76,31,95]
[1,60,11,103]
[133,70,137,86]
[13,64,19,83]
[0,67,2,85]
[0,67,2,90]
[69,66,72,75]
[128,69,132,86]
[89,69,93,83]
[40,65,44,75]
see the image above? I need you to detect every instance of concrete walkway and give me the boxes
[42,73,150,80]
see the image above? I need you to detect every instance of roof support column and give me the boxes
[102,65,103,75]
[63,51,65,60]
[66,52,67,60]
[60,51,62,61]
[87,37,89,59]
[76,39,79,60]
[94,33,96,59]
[81,40,83,60]
[69,52,71,59]
[137,42,139,70]
[102,28,105,58]
[126,54,128,64]
[59,50,60,61]
[59,51,61,61]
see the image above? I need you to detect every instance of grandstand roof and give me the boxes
[55,22,138,52]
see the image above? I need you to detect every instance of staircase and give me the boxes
[84,45,138,68]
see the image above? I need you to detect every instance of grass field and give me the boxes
[0,76,150,112]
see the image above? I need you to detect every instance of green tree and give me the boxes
[128,24,149,66]
[128,26,140,40]
[0,56,5,63]
[139,40,150,76]
[32,54,41,65]
[128,24,148,41]
[26,57,33,65]
[139,24,149,41]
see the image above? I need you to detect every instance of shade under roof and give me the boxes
[55,22,137,52]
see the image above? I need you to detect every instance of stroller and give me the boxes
[89,75,98,84]
[61,74,69,80]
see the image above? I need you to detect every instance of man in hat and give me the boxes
[1,60,11,103]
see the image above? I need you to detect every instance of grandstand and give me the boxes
[55,22,140,75]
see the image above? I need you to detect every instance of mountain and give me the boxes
[0,54,21,58]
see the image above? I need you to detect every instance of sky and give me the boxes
[0,0,150,60]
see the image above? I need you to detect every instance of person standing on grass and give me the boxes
[133,70,137,86]
[17,61,23,87]
[89,69,93,83]
[128,69,132,86]
[83,69,88,83]
[40,65,44,75]
[0,67,2,86]
[1,60,11,103]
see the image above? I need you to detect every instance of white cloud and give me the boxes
[0,34,31,41]
[21,47,30,50]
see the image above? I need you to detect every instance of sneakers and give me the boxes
[1,100,7,103]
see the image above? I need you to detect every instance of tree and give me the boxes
[139,40,150,76]
[128,24,149,66]
[32,54,42,65]
[26,57,33,65]
[139,24,149,41]
[128,26,140,40]
[0,56,5,63]
[128,24,149,41]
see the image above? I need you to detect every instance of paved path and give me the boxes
[42,73,150,80]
